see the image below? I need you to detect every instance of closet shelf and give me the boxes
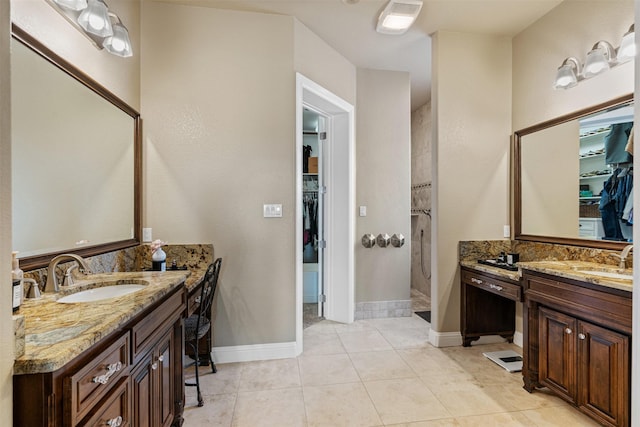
[579,173,612,180]
[579,196,601,201]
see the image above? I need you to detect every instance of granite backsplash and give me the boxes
[460,240,629,268]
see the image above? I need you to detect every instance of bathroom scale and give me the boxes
[482,350,523,372]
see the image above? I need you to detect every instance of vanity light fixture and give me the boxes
[376,0,423,35]
[53,0,87,11]
[77,0,113,38]
[554,24,635,89]
[103,15,133,57]
[583,40,616,78]
[46,0,133,57]
[553,57,582,90]
[617,24,636,63]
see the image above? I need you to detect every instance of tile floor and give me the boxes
[183,314,600,426]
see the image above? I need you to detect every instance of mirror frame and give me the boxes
[11,24,142,270]
[514,93,633,251]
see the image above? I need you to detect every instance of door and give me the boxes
[578,321,629,426]
[302,108,326,323]
[539,306,577,403]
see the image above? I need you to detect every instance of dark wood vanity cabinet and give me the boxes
[523,271,631,427]
[13,286,186,427]
[460,267,522,346]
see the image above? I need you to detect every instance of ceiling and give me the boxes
[157,0,563,111]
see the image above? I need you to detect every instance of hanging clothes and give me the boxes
[599,167,633,240]
[604,122,633,165]
[303,145,313,173]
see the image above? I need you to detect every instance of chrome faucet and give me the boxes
[44,254,92,293]
[619,244,633,269]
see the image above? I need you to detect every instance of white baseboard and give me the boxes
[212,341,298,364]
[429,331,524,348]
[513,331,523,348]
[428,330,462,347]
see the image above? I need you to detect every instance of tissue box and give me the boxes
[308,157,318,173]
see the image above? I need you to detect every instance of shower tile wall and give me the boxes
[411,102,431,296]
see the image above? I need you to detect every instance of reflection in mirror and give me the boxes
[10,26,141,270]
[515,94,633,250]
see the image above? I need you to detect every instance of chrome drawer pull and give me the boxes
[158,355,165,363]
[92,361,123,385]
[565,328,573,335]
[152,362,158,370]
[578,333,586,340]
[471,278,483,284]
[195,296,201,304]
[488,283,503,291]
[106,416,123,426]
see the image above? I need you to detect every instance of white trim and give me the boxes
[295,73,355,356]
[513,331,523,348]
[212,342,298,364]
[428,331,522,348]
[428,330,462,347]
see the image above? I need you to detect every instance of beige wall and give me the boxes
[294,20,356,106]
[521,121,579,237]
[411,102,431,296]
[141,2,363,346]
[356,69,412,303]
[1,0,13,421]
[432,31,512,335]
[141,2,296,346]
[512,0,633,131]
[11,0,141,110]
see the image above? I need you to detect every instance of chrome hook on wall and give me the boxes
[361,234,376,248]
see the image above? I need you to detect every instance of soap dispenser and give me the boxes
[11,251,23,312]
[150,239,167,271]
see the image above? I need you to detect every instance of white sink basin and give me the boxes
[575,269,633,280]
[57,284,146,303]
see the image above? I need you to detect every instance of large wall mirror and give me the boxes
[11,25,141,270]
[514,94,633,250]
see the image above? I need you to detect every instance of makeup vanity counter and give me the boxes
[12,269,208,427]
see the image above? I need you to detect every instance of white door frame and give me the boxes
[295,73,355,355]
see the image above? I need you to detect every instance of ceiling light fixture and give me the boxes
[553,24,634,90]
[376,0,423,35]
[46,0,133,58]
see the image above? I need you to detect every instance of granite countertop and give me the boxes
[459,260,520,282]
[518,260,632,293]
[461,260,632,293]
[15,270,192,375]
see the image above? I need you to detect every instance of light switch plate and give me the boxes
[359,206,367,217]
[263,204,283,218]
[503,225,510,238]
[142,228,153,242]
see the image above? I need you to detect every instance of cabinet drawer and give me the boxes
[462,270,521,301]
[80,377,131,427]
[65,333,130,426]
[132,288,184,361]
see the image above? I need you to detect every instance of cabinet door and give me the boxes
[156,329,175,427]
[132,352,154,427]
[539,306,577,403]
[578,321,629,427]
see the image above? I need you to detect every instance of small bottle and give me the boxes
[152,247,166,272]
[12,251,23,312]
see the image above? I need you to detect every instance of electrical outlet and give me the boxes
[142,228,153,242]
[503,225,511,238]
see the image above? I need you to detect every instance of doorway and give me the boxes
[295,73,355,355]
[302,108,325,328]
